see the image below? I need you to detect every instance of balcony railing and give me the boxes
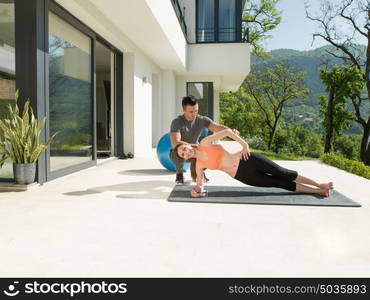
[197,27,237,42]
[196,24,249,43]
[170,0,188,39]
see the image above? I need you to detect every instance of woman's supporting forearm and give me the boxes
[196,174,204,190]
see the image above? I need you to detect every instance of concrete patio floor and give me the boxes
[0,142,369,277]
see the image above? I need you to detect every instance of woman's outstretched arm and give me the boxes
[200,128,251,159]
[201,128,242,145]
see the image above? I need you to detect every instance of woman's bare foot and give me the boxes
[318,182,334,190]
[296,183,331,197]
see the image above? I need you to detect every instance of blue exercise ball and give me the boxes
[156,133,190,172]
[200,127,209,137]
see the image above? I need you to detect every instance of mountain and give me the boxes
[250,45,368,134]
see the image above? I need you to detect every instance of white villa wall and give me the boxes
[123,52,158,157]
[151,74,161,147]
[133,54,154,157]
[125,52,173,158]
[161,70,177,138]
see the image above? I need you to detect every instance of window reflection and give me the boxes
[197,0,215,42]
[197,0,238,42]
[49,12,93,172]
[219,0,236,42]
[0,0,15,179]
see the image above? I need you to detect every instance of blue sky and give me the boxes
[264,0,328,51]
[262,0,366,51]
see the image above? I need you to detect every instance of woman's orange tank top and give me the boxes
[197,144,225,169]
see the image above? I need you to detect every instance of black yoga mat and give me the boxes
[168,185,361,207]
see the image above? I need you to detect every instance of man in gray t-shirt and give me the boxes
[170,95,239,184]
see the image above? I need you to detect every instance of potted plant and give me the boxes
[0,90,57,185]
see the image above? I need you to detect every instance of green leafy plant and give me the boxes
[272,124,324,158]
[0,90,57,167]
[320,153,370,180]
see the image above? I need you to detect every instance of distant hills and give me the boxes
[250,45,368,134]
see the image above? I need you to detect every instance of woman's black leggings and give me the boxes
[234,152,298,191]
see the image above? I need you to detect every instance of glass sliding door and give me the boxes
[48,12,93,172]
[96,40,115,159]
[0,0,15,180]
[187,82,214,119]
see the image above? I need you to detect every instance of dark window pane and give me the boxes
[219,0,236,41]
[0,0,15,179]
[197,0,215,42]
[48,12,93,172]
[96,40,114,159]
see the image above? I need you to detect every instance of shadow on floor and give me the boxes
[119,169,174,176]
[64,180,175,199]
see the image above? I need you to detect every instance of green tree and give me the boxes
[319,65,364,153]
[306,0,370,165]
[333,134,362,160]
[243,0,282,57]
[243,60,310,150]
[220,88,261,138]
[272,124,324,157]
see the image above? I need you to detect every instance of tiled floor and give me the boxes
[0,142,369,277]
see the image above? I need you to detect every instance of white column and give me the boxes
[161,70,176,136]
[152,73,162,147]
[133,56,152,157]
[123,52,135,154]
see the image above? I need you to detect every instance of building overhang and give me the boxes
[56,0,188,72]
[185,42,250,91]
[56,0,250,90]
